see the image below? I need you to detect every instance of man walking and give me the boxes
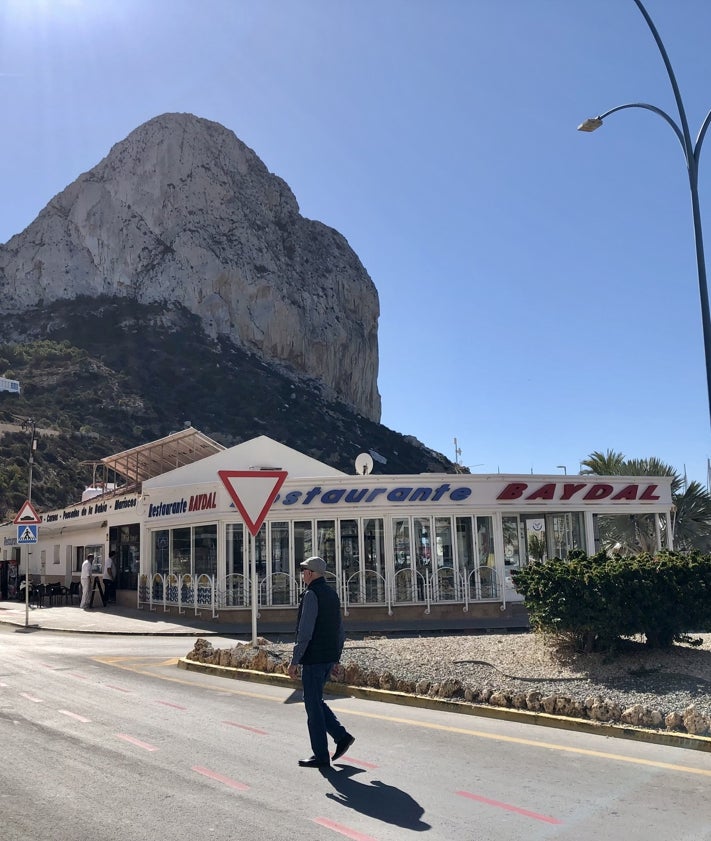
[288,556,354,768]
[80,554,93,610]
[102,550,117,606]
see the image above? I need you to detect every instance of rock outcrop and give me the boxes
[0,113,381,420]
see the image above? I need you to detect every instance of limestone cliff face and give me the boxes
[0,113,381,420]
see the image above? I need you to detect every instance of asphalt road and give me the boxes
[1,626,710,841]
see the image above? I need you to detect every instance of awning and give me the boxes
[101,427,225,486]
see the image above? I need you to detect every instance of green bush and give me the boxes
[512,550,711,651]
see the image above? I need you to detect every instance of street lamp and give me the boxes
[557,465,567,475]
[578,0,711,429]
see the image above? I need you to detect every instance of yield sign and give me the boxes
[13,499,41,525]
[218,470,288,537]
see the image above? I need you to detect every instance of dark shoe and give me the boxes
[298,756,330,768]
[332,734,355,762]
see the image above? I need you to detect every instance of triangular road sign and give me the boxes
[13,499,41,525]
[218,470,288,537]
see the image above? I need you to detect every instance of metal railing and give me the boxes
[138,565,502,616]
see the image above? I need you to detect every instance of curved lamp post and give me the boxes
[578,0,711,429]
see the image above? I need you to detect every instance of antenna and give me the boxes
[354,453,374,475]
[453,437,462,466]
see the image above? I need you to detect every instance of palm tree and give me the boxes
[580,450,711,553]
[672,480,711,552]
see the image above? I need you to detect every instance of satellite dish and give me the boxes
[354,452,374,475]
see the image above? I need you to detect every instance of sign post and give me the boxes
[14,500,41,629]
[218,470,287,644]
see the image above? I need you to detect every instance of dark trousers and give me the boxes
[102,579,116,605]
[301,662,348,761]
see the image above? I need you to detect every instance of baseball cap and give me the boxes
[300,556,327,574]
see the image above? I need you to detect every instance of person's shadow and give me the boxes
[321,765,431,832]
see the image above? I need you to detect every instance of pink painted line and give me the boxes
[116,734,158,752]
[20,692,43,703]
[41,663,59,670]
[456,791,562,825]
[156,700,187,710]
[106,684,131,693]
[222,720,268,735]
[192,765,250,791]
[69,673,87,680]
[335,756,378,770]
[312,817,377,841]
[59,710,91,723]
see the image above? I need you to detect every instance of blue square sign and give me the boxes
[17,524,38,543]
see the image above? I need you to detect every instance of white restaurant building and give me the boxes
[0,428,675,631]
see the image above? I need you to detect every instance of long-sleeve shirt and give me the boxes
[291,588,345,666]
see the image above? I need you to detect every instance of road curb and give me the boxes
[176,658,711,753]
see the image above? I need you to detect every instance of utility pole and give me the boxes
[20,418,37,629]
[22,418,37,501]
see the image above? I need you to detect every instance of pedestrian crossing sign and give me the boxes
[17,524,38,543]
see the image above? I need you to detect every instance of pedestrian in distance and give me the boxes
[288,555,355,768]
[102,550,117,606]
[80,554,93,610]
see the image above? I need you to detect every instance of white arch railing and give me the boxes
[137,572,218,618]
[468,565,500,601]
[343,569,392,616]
[138,565,503,616]
[391,568,430,614]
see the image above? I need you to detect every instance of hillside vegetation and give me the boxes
[0,297,454,519]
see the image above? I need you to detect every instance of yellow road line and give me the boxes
[329,706,711,778]
[99,656,711,779]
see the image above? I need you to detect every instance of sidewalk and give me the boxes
[0,598,250,637]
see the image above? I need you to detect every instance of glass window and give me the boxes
[226,523,245,577]
[363,518,385,602]
[85,545,104,575]
[393,518,411,568]
[340,519,359,577]
[270,522,289,574]
[435,517,453,567]
[153,530,169,575]
[476,517,494,566]
[502,516,521,569]
[316,520,336,575]
[363,518,385,576]
[456,517,475,571]
[293,521,313,566]
[225,523,245,606]
[548,512,585,559]
[524,517,547,563]
[193,524,217,576]
[254,524,267,578]
[413,517,431,576]
[171,528,191,576]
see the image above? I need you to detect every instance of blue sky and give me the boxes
[1,0,710,484]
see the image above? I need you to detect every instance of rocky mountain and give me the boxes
[0,113,456,518]
[0,113,380,421]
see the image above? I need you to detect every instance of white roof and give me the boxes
[142,434,346,489]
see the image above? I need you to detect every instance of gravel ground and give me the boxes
[268,631,711,719]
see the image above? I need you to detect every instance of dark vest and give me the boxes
[297,577,342,664]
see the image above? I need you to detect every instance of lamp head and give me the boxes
[577,117,603,132]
